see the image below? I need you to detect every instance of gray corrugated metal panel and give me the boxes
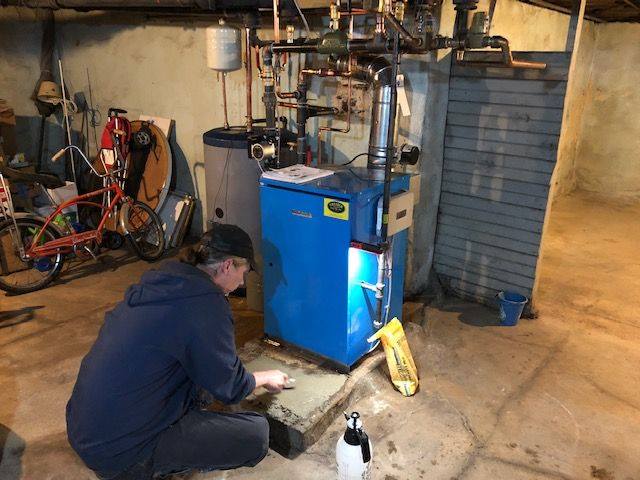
[437,224,540,256]
[434,261,535,292]
[446,112,561,135]
[435,265,534,296]
[442,277,527,306]
[445,125,559,149]
[437,51,568,306]
[448,89,565,109]
[445,136,557,162]
[448,101,564,122]
[439,203,544,233]
[435,233,539,268]
[445,147,556,174]
[438,214,543,245]
[450,77,567,96]
[441,181,549,210]
[440,192,545,222]
[435,244,537,277]
[442,170,550,198]
[444,158,552,185]
[451,65,569,82]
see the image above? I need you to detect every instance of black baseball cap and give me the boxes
[202,223,257,271]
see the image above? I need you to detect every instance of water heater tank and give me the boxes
[205,19,242,72]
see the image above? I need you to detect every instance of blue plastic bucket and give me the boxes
[497,291,528,326]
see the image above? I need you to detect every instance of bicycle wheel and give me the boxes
[124,201,165,261]
[0,217,65,294]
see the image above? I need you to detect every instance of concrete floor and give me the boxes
[1,190,640,479]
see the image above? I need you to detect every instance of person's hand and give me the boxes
[253,370,289,393]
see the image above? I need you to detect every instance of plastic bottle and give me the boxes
[336,412,373,480]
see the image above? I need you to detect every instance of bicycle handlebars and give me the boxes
[51,146,124,179]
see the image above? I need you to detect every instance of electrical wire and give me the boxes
[213,147,232,223]
[340,152,387,167]
[291,0,311,37]
[341,152,368,166]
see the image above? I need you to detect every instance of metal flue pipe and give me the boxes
[330,56,395,169]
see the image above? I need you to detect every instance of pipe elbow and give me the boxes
[340,56,394,87]
[486,35,508,49]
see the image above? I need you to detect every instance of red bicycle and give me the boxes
[0,145,165,294]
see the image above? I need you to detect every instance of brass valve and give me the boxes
[286,24,295,43]
[330,0,341,30]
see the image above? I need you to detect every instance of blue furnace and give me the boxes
[260,167,411,370]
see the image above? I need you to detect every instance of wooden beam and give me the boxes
[620,0,640,10]
[565,0,586,52]
[520,0,603,22]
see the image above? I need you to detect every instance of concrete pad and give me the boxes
[237,341,385,458]
[242,356,347,420]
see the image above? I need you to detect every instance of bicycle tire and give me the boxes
[0,217,65,294]
[125,201,165,261]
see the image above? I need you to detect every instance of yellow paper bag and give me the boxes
[368,318,419,396]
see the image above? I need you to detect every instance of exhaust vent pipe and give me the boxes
[331,56,395,170]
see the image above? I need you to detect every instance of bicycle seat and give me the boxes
[108,107,128,116]
[0,166,65,189]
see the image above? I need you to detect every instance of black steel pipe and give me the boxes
[261,49,277,132]
[270,40,319,54]
[374,32,400,329]
[295,79,308,165]
[384,13,423,50]
[381,34,399,244]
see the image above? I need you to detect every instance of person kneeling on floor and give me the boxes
[66,224,288,479]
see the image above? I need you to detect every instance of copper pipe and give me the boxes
[457,36,547,70]
[277,68,349,99]
[254,46,262,74]
[317,60,352,165]
[277,90,298,99]
[278,101,338,114]
[301,68,347,77]
[273,0,280,42]
[221,72,229,129]
[245,27,253,132]
[278,101,298,108]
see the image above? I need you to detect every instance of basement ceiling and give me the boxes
[519,0,640,22]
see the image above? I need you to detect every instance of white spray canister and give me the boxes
[336,412,373,480]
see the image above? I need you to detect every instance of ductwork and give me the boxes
[331,56,394,169]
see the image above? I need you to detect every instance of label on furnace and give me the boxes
[323,199,349,221]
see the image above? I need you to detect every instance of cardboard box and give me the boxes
[0,225,29,275]
[0,99,18,159]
